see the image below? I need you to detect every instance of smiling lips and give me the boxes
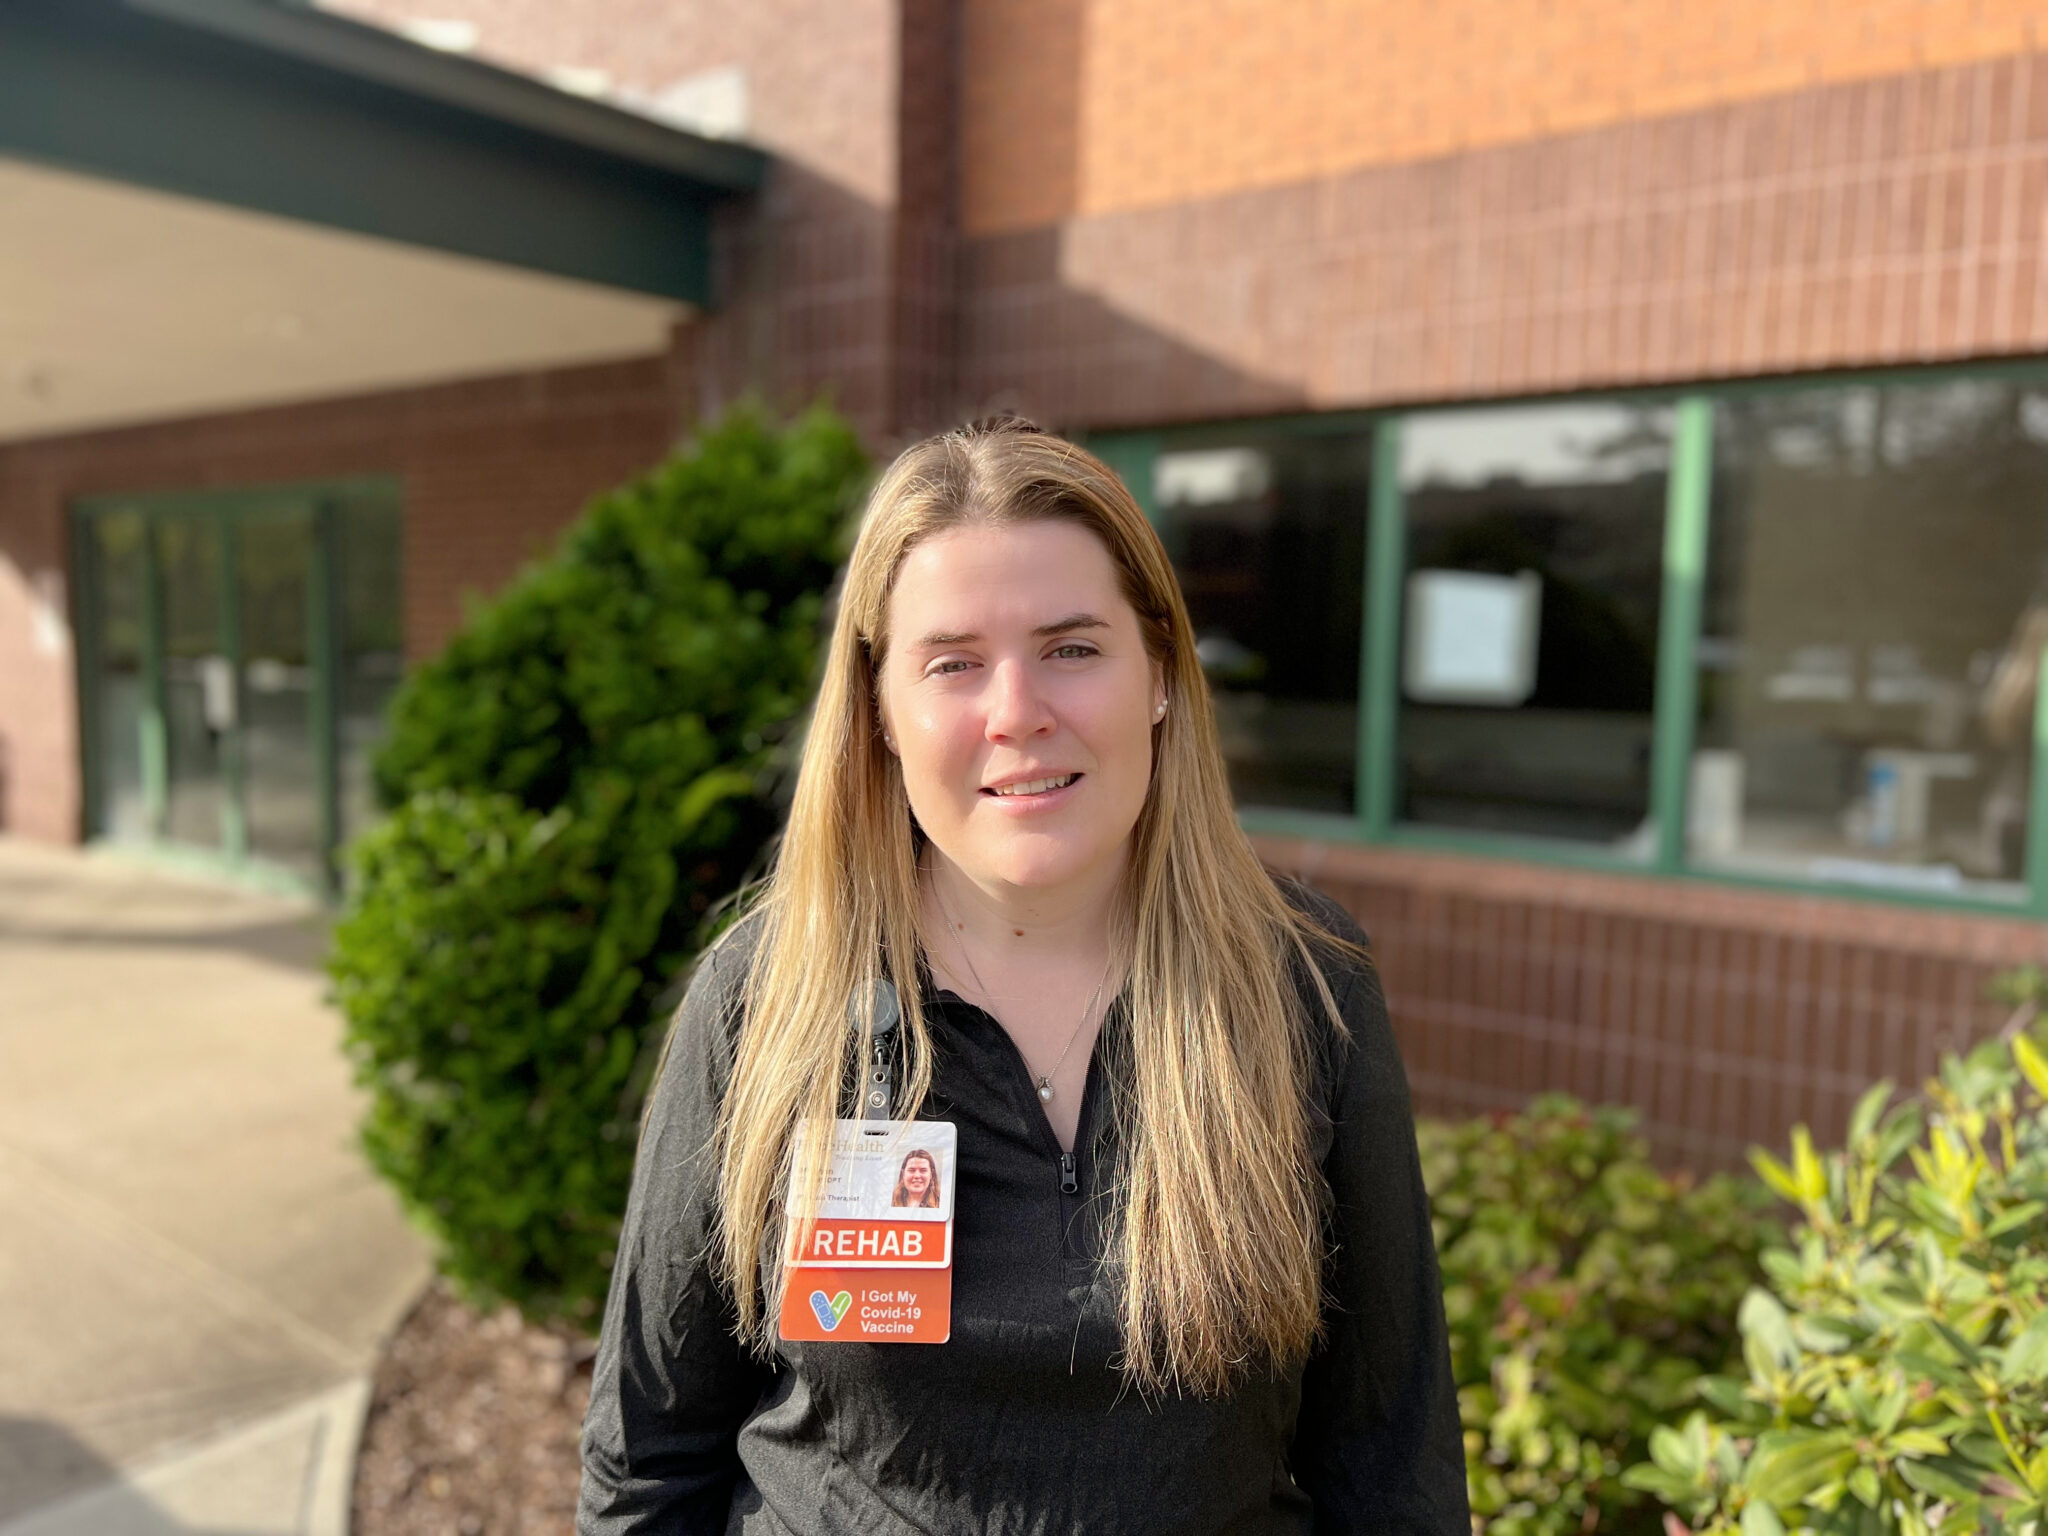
[982,772,1081,798]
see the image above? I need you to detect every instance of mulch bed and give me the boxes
[351,1281,594,1536]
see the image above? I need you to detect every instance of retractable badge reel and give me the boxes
[777,979,956,1343]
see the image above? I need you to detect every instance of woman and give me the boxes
[579,418,1466,1533]
[890,1147,943,1210]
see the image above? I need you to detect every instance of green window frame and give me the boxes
[1089,356,2048,918]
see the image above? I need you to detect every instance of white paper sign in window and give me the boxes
[1153,447,1271,507]
[1403,569,1542,706]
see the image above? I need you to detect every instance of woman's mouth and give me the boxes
[981,773,1080,798]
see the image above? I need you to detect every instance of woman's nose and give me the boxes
[983,659,1054,740]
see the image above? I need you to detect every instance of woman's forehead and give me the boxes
[888,522,1133,640]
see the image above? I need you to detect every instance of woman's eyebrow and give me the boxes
[1033,613,1111,638]
[909,613,1111,650]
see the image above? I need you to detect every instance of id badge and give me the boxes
[777,1119,954,1344]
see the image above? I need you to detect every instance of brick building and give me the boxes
[8,0,2048,1163]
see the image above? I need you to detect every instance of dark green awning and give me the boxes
[0,0,767,305]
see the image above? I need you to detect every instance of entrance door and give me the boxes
[237,499,321,879]
[74,479,403,892]
[156,507,231,855]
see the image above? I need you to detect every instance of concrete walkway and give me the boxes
[0,839,431,1534]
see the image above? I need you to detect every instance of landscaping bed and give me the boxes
[351,1282,592,1536]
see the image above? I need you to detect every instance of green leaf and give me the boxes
[1743,1501,1787,1536]
[1984,1202,2045,1241]
[1698,1375,1753,1416]
[1790,1125,1827,1203]
[1847,1079,1895,1146]
[2013,1032,2048,1099]
[1622,1465,1702,1502]
[672,765,758,836]
[1651,1422,1703,1476]
[1897,1455,1987,1505]
[1792,1313,1865,1354]
[1999,1309,2048,1386]
[1742,1288,1801,1376]
[1890,1430,1951,1459]
[1927,1318,1986,1369]
[1746,1429,1859,1507]
[1751,1149,1806,1206]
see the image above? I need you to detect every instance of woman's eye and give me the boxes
[926,658,974,677]
[1050,644,1098,660]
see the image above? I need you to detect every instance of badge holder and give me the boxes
[777,980,955,1343]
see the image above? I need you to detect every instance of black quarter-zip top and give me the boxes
[578,883,1469,1535]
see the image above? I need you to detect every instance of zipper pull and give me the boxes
[1058,1152,1078,1195]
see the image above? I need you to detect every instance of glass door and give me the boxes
[74,479,402,892]
[156,509,232,853]
[81,509,153,842]
[236,500,322,882]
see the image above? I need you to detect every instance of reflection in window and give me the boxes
[1153,431,1369,815]
[1398,402,1672,849]
[1695,381,2048,899]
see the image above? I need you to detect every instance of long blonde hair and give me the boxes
[715,420,1350,1395]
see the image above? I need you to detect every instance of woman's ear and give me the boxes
[873,677,899,755]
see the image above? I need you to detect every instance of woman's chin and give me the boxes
[964,838,1119,894]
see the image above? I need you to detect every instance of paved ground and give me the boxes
[0,838,431,1533]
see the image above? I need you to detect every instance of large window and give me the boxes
[1152,429,1370,815]
[1397,403,1671,849]
[1694,381,2048,900]
[1112,362,2048,913]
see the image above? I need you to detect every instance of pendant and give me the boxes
[1037,1080,1054,1102]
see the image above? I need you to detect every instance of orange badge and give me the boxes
[777,1120,955,1346]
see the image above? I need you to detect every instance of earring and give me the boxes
[1153,700,1167,721]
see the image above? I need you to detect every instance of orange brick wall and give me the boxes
[964,0,2048,234]
[959,49,2048,429]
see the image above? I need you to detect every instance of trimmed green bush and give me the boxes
[1420,1096,1775,1535]
[329,404,867,1326]
[1626,1026,2048,1536]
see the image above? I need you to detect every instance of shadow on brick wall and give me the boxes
[957,222,1312,430]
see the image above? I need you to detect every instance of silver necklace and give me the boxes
[1029,962,1112,1103]
[929,874,1114,1104]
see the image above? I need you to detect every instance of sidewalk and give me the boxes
[0,838,431,1534]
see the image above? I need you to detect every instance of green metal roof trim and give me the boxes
[0,0,771,304]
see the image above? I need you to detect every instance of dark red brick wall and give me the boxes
[0,353,682,842]
[329,0,926,444]
[890,0,963,437]
[1257,835,2045,1168]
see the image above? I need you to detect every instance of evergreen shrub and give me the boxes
[329,404,867,1326]
[1420,1096,1774,1535]
[1626,1025,2048,1536]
